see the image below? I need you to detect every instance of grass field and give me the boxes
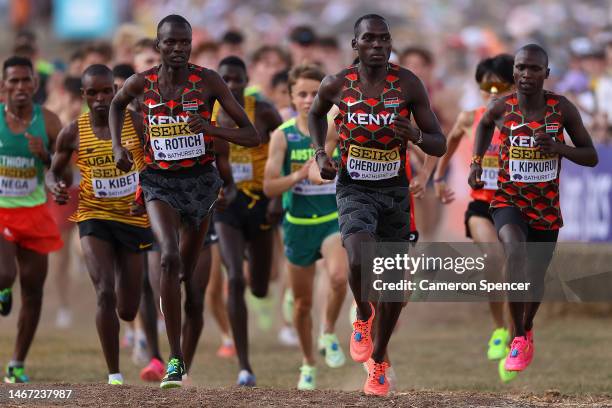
[2,260,612,406]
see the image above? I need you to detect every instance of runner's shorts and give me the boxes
[282,216,340,267]
[214,189,271,241]
[78,219,154,252]
[464,199,494,239]
[140,164,222,227]
[0,204,63,254]
[336,179,412,242]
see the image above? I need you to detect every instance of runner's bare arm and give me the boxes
[128,110,145,147]
[42,108,62,156]
[46,120,78,204]
[110,74,145,171]
[263,128,311,197]
[26,108,61,168]
[308,115,339,185]
[214,138,237,210]
[195,70,258,147]
[536,97,598,167]
[258,101,283,144]
[470,98,505,189]
[309,73,344,180]
[401,72,446,157]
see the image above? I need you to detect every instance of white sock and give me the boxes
[221,334,234,346]
[108,373,123,383]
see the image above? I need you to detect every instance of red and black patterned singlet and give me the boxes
[491,92,565,230]
[141,64,214,171]
[335,63,410,187]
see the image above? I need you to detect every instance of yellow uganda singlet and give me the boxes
[212,95,268,193]
[70,112,149,227]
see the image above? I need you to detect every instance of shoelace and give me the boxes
[510,338,527,357]
[353,319,370,340]
[368,362,388,385]
[167,358,181,375]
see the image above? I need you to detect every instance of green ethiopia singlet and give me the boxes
[280,118,338,224]
[0,104,48,208]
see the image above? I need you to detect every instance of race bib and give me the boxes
[230,150,253,183]
[347,145,400,181]
[481,155,499,190]
[509,134,558,182]
[0,160,37,197]
[91,168,138,198]
[149,122,205,161]
[290,163,336,195]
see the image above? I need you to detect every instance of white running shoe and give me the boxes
[278,325,299,347]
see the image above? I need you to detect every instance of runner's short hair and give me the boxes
[3,56,33,77]
[354,14,387,37]
[287,64,325,94]
[157,14,191,33]
[475,54,514,84]
[112,64,136,81]
[517,43,549,66]
[218,56,247,73]
[251,45,291,68]
[271,70,289,88]
[82,64,113,80]
[400,46,434,66]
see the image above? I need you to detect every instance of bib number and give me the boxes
[346,145,400,181]
[92,171,139,198]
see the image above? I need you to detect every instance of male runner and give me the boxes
[264,64,348,390]
[434,54,517,382]
[212,56,283,386]
[469,44,598,374]
[109,14,259,389]
[309,14,446,396]
[48,64,152,385]
[0,56,63,383]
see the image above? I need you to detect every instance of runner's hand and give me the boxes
[113,146,133,172]
[409,172,428,199]
[25,132,50,164]
[216,183,237,211]
[130,201,146,216]
[535,131,559,154]
[187,112,211,134]
[294,158,315,183]
[266,197,283,225]
[468,163,484,190]
[308,159,333,185]
[393,116,421,144]
[50,180,69,205]
[434,180,455,204]
[315,152,337,180]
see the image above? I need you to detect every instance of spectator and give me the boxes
[132,38,160,73]
[219,30,246,60]
[192,41,220,69]
[288,25,317,65]
[247,45,291,100]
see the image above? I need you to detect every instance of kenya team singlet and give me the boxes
[335,63,410,187]
[491,92,564,229]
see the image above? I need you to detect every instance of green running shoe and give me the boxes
[318,333,346,368]
[0,288,12,316]
[487,327,510,360]
[160,357,185,389]
[248,293,273,332]
[297,365,316,390]
[498,349,518,383]
[4,365,29,383]
[282,289,294,325]
[109,379,124,385]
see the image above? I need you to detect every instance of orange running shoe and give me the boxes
[140,357,165,382]
[350,302,375,363]
[216,342,237,358]
[363,358,390,396]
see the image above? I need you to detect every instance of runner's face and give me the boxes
[513,50,548,95]
[3,65,36,108]
[157,23,192,68]
[82,74,115,115]
[218,64,248,100]
[353,19,391,67]
[291,78,319,117]
[271,82,290,110]
[478,73,513,103]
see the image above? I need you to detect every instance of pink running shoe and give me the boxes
[363,358,390,396]
[140,358,165,382]
[504,336,533,372]
[350,302,375,363]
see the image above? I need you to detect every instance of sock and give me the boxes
[108,373,123,383]
[8,360,23,368]
[221,334,234,346]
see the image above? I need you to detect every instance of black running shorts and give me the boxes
[336,179,412,242]
[213,189,271,241]
[464,199,494,239]
[78,219,154,252]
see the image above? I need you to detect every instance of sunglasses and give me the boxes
[479,81,513,94]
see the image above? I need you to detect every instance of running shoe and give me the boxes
[237,369,256,386]
[108,377,124,385]
[4,365,29,383]
[297,364,316,391]
[0,288,12,316]
[362,361,396,391]
[363,358,390,396]
[350,302,375,363]
[487,327,510,360]
[348,302,357,326]
[498,350,518,383]
[55,307,73,329]
[282,289,294,325]
[278,326,299,347]
[140,357,165,382]
[160,358,185,389]
[318,333,346,368]
[504,336,533,372]
[216,341,237,358]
